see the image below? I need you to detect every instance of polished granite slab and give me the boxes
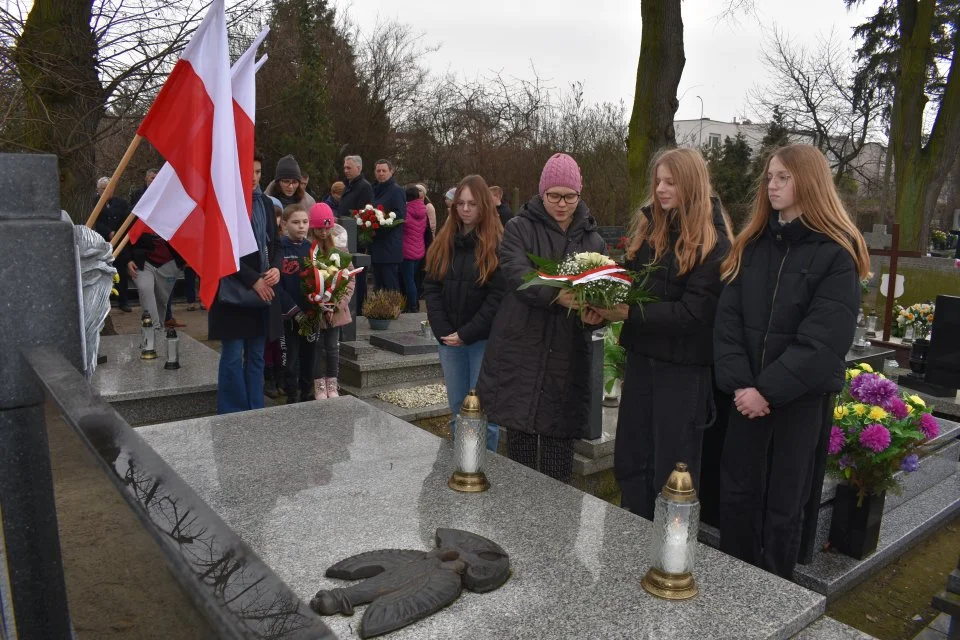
[139,397,826,640]
[91,333,219,425]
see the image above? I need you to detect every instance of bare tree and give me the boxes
[752,29,885,187]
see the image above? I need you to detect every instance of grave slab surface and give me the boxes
[140,397,826,640]
[91,333,219,424]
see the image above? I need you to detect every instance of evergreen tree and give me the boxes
[750,105,791,180]
[257,0,337,183]
[706,133,754,206]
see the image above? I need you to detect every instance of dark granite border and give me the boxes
[23,346,335,640]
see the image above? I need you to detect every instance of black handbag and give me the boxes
[217,275,270,308]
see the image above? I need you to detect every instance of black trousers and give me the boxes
[372,263,401,293]
[506,430,574,482]
[281,320,314,401]
[719,393,831,579]
[614,356,714,520]
[312,327,340,378]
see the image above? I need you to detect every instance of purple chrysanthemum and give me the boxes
[828,426,845,455]
[859,423,892,453]
[900,454,920,472]
[838,455,855,470]
[919,413,939,440]
[883,397,909,420]
[849,373,899,406]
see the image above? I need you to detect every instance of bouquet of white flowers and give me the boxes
[519,251,653,309]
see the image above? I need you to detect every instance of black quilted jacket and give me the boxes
[713,212,861,407]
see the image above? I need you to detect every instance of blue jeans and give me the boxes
[438,340,499,451]
[218,336,266,414]
[400,259,420,312]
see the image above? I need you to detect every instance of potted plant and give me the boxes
[602,322,626,407]
[931,229,948,250]
[362,290,405,330]
[826,362,939,559]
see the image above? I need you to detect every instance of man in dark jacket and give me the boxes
[337,156,373,219]
[93,177,133,312]
[338,155,374,312]
[489,185,513,227]
[370,159,407,293]
[129,168,158,207]
[208,152,282,414]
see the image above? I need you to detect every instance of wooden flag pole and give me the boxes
[110,212,138,248]
[112,233,131,259]
[86,134,143,230]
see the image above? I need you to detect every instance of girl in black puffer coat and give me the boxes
[476,153,606,482]
[592,148,732,521]
[713,144,870,579]
[424,175,505,450]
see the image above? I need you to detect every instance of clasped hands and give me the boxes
[253,267,280,302]
[734,387,770,419]
[555,289,623,326]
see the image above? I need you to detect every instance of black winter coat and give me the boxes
[370,177,407,264]
[423,231,505,345]
[208,193,282,342]
[338,175,373,218]
[713,213,860,408]
[476,197,606,439]
[94,196,130,243]
[620,198,731,366]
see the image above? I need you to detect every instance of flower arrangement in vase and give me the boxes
[826,362,939,558]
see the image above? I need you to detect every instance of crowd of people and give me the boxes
[99,142,867,580]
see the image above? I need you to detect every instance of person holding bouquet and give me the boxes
[477,153,605,481]
[277,203,316,403]
[713,144,869,578]
[589,148,732,520]
[309,203,355,399]
[424,175,505,450]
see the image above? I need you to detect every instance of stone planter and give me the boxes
[368,318,392,331]
[828,484,885,560]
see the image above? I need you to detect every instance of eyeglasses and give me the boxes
[543,192,580,205]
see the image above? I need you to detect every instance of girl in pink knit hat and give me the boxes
[476,153,606,481]
[308,203,354,399]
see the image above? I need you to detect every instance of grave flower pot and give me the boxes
[368,318,392,331]
[828,483,885,560]
[909,338,930,375]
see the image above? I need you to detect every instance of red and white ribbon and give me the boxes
[534,264,632,286]
[306,240,365,309]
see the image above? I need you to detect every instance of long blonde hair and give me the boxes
[720,144,870,281]
[626,148,730,276]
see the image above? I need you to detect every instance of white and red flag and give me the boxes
[129,0,263,308]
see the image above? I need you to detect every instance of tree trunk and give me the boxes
[889,0,960,250]
[14,0,102,221]
[626,0,684,220]
[879,143,894,226]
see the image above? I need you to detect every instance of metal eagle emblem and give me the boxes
[310,528,510,638]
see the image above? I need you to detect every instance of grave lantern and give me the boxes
[140,312,158,360]
[641,462,700,601]
[448,390,490,493]
[164,329,181,370]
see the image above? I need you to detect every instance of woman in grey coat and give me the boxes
[476,153,605,481]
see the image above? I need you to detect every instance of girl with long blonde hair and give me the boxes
[592,147,732,519]
[713,143,868,578]
[423,174,505,449]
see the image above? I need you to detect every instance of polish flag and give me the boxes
[231,30,268,220]
[129,0,259,308]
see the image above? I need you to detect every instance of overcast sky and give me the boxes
[332,0,883,123]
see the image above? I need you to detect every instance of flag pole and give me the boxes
[112,233,131,259]
[110,212,137,247]
[86,134,143,229]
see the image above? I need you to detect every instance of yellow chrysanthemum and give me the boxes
[868,406,888,421]
[834,405,848,420]
[853,404,867,417]
[909,395,926,407]
[113,272,120,283]
[858,363,874,372]
[847,369,862,380]
[906,405,915,415]
[111,288,119,297]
